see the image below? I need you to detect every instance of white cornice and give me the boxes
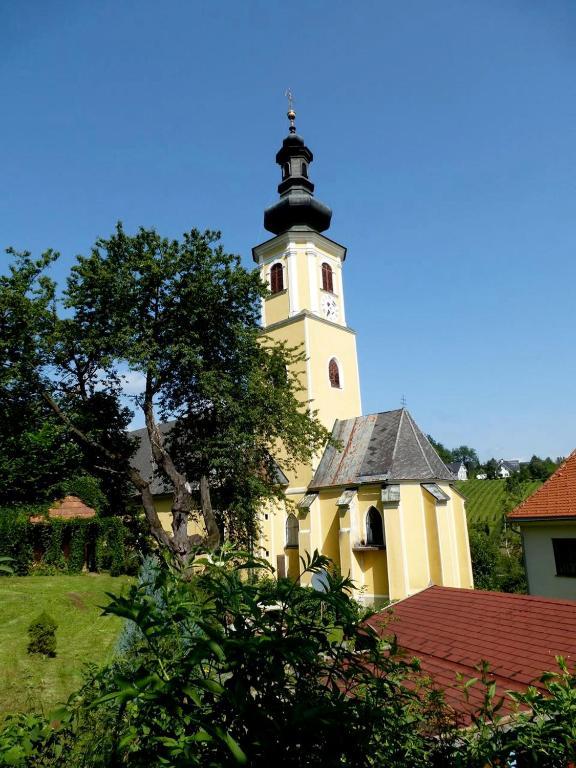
[253,229,347,264]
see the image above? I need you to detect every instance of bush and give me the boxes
[3,549,576,766]
[0,508,128,576]
[58,474,107,514]
[27,612,57,657]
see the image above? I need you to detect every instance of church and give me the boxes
[136,107,474,604]
[252,105,473,604]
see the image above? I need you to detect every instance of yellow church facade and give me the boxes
[139,108,474,604]
[253,108,473,603]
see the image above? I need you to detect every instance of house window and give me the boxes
[552,539,576,577]
[321,262,334,292]
[366,506,385,547]
[286,513,298,548]
[270,263,284,294]
[328,358,340,388]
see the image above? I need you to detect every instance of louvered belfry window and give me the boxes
[321,262,334,292]
[270,263,284,294]
[329,358,340,388]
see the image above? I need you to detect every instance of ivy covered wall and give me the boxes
[0,507,126,576]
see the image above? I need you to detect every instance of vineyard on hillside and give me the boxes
[455,479,542,528]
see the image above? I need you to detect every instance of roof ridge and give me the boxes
[390,408,406,470]
[405,409,434,476]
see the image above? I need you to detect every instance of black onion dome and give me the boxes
[264,193,332,235]
[264,114,332,235]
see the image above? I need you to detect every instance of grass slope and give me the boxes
[455,479,542,527]
[0,574,131,716]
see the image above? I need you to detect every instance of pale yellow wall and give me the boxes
[155,495,211,541]
[521,522,576,599]
[154,479,472,605]
[306,317,362,431]
[261,320,313,490]
[264,288,290,327]
[423,491,442,585]
[317,488,343,564]
[401,483,431,592]
[448,487,474,589]
[257,230,362,486]
[382,505,407,601]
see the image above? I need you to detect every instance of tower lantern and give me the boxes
[264,100,332,235]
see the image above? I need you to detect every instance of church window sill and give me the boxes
[352,544,386,552]
[284,544,299,550]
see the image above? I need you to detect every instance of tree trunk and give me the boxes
[143,382,220,556]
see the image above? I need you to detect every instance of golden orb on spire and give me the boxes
[285,88,296,131]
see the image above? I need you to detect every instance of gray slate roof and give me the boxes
[130,422,175,496]
[130,421,290,496]
[310,409,455,489]
[500,459,520,473]
[446,461,464,475]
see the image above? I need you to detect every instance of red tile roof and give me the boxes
[47,495,96,520]
[508,450,576,521]
[367,586,576,717]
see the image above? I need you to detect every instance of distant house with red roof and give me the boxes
[508,450,576,599]
[368,585,576,719]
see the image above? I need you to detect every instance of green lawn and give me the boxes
[455,478,542,527]
[0,574,131,716]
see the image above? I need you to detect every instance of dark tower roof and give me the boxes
[264,107,332,235]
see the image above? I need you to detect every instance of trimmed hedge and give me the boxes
[0,506,126,575]
[27,612,58,656]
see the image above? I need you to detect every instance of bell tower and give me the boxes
[253,104,362,488]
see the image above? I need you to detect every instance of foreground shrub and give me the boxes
[2,548,576,767]
[27,612,57,657]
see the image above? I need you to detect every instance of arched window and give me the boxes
[366,507,385,547]
[270,263,284,294]
[321,262,334,292]
[283,162,290,179]
[301,162,308,178]
[328,358,340,388]
[286,513,299,548]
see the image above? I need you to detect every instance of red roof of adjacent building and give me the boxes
[508,450,576,521]
[367,586,576,717]
[48,495,96,519]
[29,495,97,524]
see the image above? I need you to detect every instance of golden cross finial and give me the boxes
[285,88,296,132]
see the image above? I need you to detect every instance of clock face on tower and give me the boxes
[321,295,339,321]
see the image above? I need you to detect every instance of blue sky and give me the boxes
[1,1,575,461]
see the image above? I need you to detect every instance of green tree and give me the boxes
[1,226,330,559]
[450,445,479,471]
[468,524,500,590]
[426,435,453,465]
[483,458,499,480]
[426,436,480,473]
[526,455,558,481]
[0,252,134,510]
